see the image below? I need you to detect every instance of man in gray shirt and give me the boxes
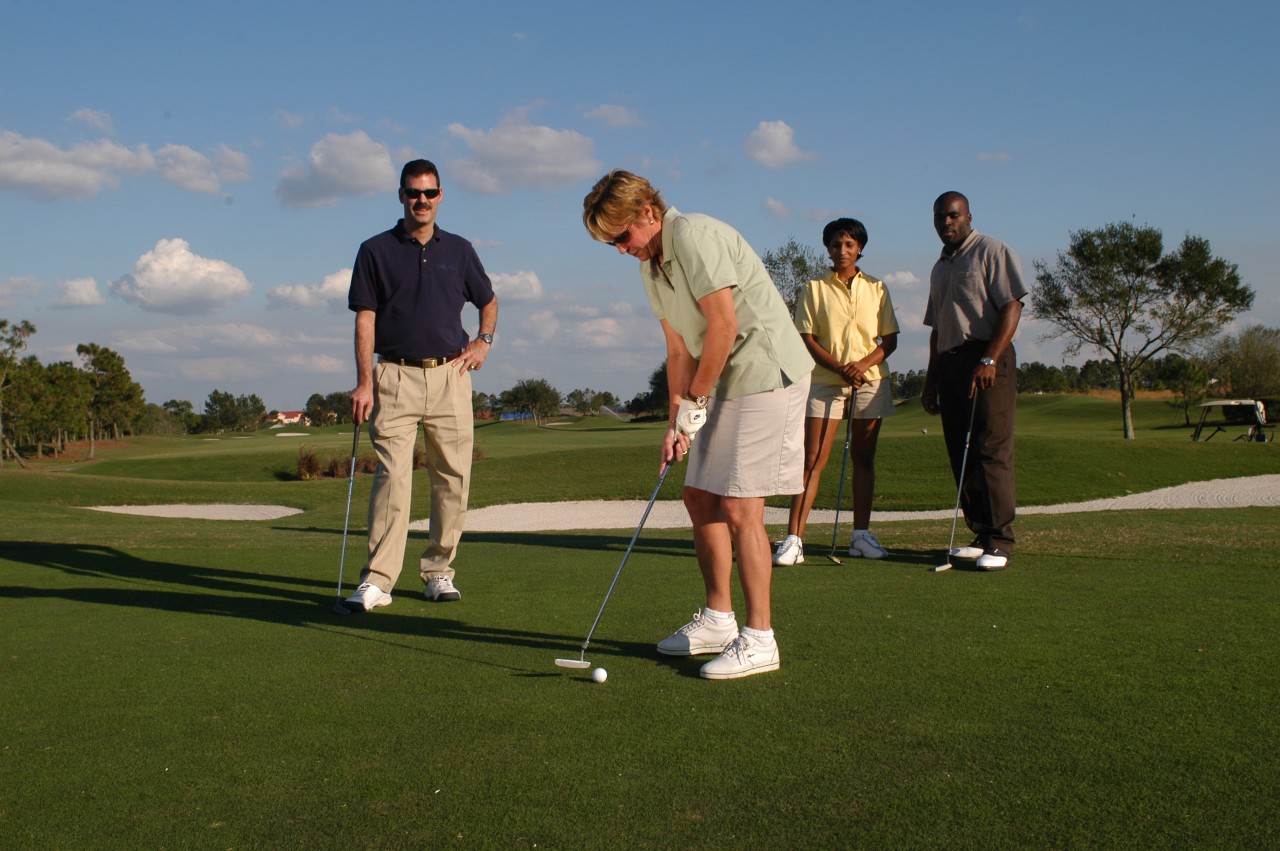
[922,191,1027,570]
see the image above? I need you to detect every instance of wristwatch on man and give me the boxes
[979,356,996,367]
[478,333,494,345]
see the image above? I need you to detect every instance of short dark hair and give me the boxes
[822,217,869,249]
[400,159,440,189]
[934,190,969,210]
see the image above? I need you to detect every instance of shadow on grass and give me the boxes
[273,525,697,558]
[0,540,658,666]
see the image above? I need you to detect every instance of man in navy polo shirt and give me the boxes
[343,159,498,612]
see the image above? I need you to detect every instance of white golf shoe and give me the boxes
[848,530,888,559]
[656,610,739,656]
[425,576,461,602]
[772,534,804,566]
[950,538,984,560]
[700,632,780,680]
[344,582,393,613]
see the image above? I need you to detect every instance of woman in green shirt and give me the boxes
[583,170,814,680]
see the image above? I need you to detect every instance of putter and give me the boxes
[934,388,979,572]
[826,414,853,565]
[332,423,363,614]
[555,463,672,669]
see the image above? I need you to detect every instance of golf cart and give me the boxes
[1190,399,1274,443]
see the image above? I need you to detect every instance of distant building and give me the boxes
[274,410,306,426]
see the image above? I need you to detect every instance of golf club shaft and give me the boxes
[945,389,980,555]
[829,413,853,556]
[336,423,361,598]
[578,463,671,654]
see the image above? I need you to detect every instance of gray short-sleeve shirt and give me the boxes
[924,230,1028,352]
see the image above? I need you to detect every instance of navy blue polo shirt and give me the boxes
[347,221,495,360]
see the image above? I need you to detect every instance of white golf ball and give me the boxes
[592,667,607,684]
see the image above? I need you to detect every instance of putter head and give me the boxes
[931,562,953,572]
[826,554,844,566]
[554,658,592,670]
[332,599,355,615]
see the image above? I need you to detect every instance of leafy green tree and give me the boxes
[0,318,36,466]
[566,388,606,416]
[162,399,200,434]
[1150,354,1211,425]
[627,361,669,419]
[499,379,561,425]
[1031,222,1254,438]
[762,236,827,314]
[1207,325,1280,399]
[890,368,927,400]
[1017,362,1069,393]
[77,343,145,455]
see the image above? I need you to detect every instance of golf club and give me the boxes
[332,423,362,614]
[826,413,853,565]
[555,462,672,670]
[934,388,979,572]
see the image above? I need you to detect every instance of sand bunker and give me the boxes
[85,474,1278,528]
[86,504,303,521]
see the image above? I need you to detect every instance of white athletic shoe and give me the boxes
[700,633,781,680]
[344,582,393,613]
[950,538,984,560]
[425,576,461,602]
[772,534,804,566]
[848,531,888,559]
[656,610,739,657]
[976,549,1011,571]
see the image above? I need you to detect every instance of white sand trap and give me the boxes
[86,504,303,521]
[452,474,1280,532]
[275,432,309,438]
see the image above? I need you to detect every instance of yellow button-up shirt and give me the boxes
[794,270,899,386]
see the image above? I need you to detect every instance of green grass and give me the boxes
[1,394,1277,848]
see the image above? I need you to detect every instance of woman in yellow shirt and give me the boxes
[774,218,899,565]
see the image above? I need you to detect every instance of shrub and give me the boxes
[296,445,321,481]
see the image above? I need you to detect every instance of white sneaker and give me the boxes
[343,581,392,613]
[656,610,739,656]
[700,633,780,680]
[848,531,888,559]
[976,548,1011,571]
[950,538,984,560]
[772,534,804,566]
[425,576,461,602]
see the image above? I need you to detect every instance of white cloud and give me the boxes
[177,357,263,382]
[275,131,397,207]
[882,270,922,288]
[213,144,250,183]
[110,238,252,314]
[0,130,154,199]
[583,104,641,128]
[763,197,790,218]
[744,120,817,169]
[490,270,543,302]
[55,277,105,307]
[157,145,222,193]
[515,308,560,345]
[268,269,351,309]
[977,151,1012,162]
[280,352,347,373]
[446,107,601,194]
[274,110,304,130]
[66,108,114,134]
[1,275,39,309]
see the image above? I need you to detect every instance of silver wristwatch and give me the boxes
[979,357,995,367]
[693,395,709,408]
[478,333,494,345]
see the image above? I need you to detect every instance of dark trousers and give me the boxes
[937,342,1017,553]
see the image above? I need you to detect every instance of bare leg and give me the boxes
[683,486,735,613]
[849,417,883,531]
[719,495,772,631]
[784,416,841,538]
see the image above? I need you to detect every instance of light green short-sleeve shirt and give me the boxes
[794,270,900,387]
[642,208,814,401]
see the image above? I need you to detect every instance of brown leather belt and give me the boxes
[380,350,463,369]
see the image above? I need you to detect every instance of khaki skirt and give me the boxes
[685,374,809,498]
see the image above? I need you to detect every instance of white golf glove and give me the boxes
[674,397,708,438]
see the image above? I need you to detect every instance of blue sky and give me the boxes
[2,0,1276,412]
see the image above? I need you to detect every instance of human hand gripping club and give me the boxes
[664,395,708,468]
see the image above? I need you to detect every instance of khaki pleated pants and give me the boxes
[361,360,473,592]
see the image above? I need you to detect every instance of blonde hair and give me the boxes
[582,170,667,242]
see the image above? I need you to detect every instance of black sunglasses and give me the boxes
[402,187,441,200]
[607,223,634,247]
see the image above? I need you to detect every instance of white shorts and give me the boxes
[806,379,894,420]
[684,375,809,498]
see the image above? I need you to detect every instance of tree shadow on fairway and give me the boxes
[0,540,652,666]
[270,526,697,559]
